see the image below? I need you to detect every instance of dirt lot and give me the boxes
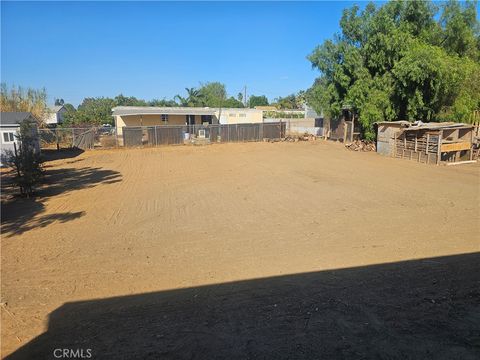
[1,141,479,359]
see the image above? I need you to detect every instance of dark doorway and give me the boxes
[186,115,195,133]
[186,115,195,126]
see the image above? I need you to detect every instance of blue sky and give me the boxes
[3,1,368,106]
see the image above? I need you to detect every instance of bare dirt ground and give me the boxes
[1,141,479,359]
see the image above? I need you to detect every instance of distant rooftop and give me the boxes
[0,112,35,126]
[48,105,65,113]
[112,106,261,117]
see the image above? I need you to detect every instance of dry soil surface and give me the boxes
[1,141,479,359]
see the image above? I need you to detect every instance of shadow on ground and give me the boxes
[1,166,121,237]
[5,252,480,360]
[41,148,85,162]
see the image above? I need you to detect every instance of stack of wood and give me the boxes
[299,133,316,141]
[282,134,317,142]
[345,140,376,152]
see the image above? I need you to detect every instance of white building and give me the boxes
[45,105,67,126]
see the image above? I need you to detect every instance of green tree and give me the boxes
[63,103,76,113]
[307,0,480,140]
[439,0,479,60]
[174,87,204,107]
[148,98,177,107]
[0,83,48,124]
[222,97,244,108]
[273,94,298,109]
[63,97,116,126]
[174,82,244,108]
[114,94,147,107]
[197,82,227,107]
[248,95,269,108]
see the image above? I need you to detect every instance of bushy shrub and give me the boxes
[3,120,44,197]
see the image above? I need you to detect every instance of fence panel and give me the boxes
[123,127,143,147]
[39,128,75,150]
[39,127,118,150]
[73,128,95,150]
[155,126,184,145]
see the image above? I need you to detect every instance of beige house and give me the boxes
[113,106,263,135]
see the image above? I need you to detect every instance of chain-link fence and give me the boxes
[39,127,118,150]
[264,118,325,137]
[121,122,286,147]
[39,122,288,150]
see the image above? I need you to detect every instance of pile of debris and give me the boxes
[345,140,376,152]
[283,133,317,142]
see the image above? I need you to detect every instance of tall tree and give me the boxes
[273,94,299,109]
[248,95,269,108]
[63,97,116,126]
[114,94,147,107]
[197,82,227,107]
[174,87,204,107]
[307,0,480,139]
[0,83,48,124]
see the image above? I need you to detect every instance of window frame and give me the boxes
[2,131,16,144]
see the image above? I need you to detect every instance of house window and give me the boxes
[2,132,15,143]
[229,113,237,117]
[161,114,168,123]
[238,113,246,117]
[201,115,212,124]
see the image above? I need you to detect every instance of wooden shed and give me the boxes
[376,121,410,156]
[376,121,476,165]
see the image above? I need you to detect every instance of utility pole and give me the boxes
[244,85,247,107]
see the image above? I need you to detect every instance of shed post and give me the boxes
[350,114,354,142]
[426,133,430,164]
[436,130,442,165]
[470,127,474,160]
[393,131,397,158]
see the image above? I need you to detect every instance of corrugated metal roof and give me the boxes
[375,121,410,125]
[403,122,473,131]
[375,121,473,130]
[0,112,34,126]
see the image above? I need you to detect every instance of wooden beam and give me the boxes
[436,131,442,165]
[440,142,471,152]
[445,160,477,166]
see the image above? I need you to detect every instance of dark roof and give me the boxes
[0,112,35,126]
